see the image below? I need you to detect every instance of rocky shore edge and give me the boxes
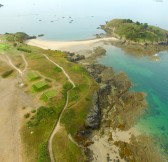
[69,48,167,162]
[108,40,168,56]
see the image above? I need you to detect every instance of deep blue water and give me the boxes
[0,0,168,158]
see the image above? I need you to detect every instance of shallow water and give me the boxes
[98,47,168,155]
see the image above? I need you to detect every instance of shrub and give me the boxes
[27,106,55,127]
[13,43,17,47]
[1,70,14,78]
[17,47,32,53]
[38,142,50,162]
[15,32,29,43]
[54,66,62,72]
[31,110,36,113]
[24,113,30,118]
[45,78,52,82]
[63,82,73,91]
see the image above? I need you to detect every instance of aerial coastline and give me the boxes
[26,19,168,161]
[27,18,168,57]
[1,15,168,162]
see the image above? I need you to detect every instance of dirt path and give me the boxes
[43,54,75,162]
[21,55,28,73]
[43,54,75,87]
[5,55,23,76]
[0,54,28,76]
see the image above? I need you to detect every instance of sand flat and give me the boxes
[26,37,118,52]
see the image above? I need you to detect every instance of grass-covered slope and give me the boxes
[102,19,168,43]
[0,33,97,162]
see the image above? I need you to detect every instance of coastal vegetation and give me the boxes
[1,69,14,78]
[5,32,36,43]
[101,19,168,44]
[0,33,97,162]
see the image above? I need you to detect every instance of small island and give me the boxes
[100,19,168,55]
[0,4,3,7]
[101,18,168,44]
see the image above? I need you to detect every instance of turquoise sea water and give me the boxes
[0,0,168,158]
[98,47,168,154]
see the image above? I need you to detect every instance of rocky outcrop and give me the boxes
[114,135,167,162]
[0,4,3,7]
[85,92,101,129]
[109,40,168,56]
[85,63,146,131]
[75,62,148,161]
[38,34,44,37]
[67,54,85,62]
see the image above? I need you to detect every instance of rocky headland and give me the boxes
[74,47,167,162]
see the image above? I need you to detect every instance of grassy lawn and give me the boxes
[27,71,41,81]
[0,44,9,51]
[32,81,49,92]
[22,106,56,162]
[44,52,98,161]
[41,90,57,102]
[52,127,85,162]
[22,98,66,162]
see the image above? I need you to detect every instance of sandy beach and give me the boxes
[26,37,118,53]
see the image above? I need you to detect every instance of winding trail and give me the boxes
[43,54,75,162]
[5,56,23,76]
[1,55,28,77]
[21,55,28,73]
[43,54,75,88]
